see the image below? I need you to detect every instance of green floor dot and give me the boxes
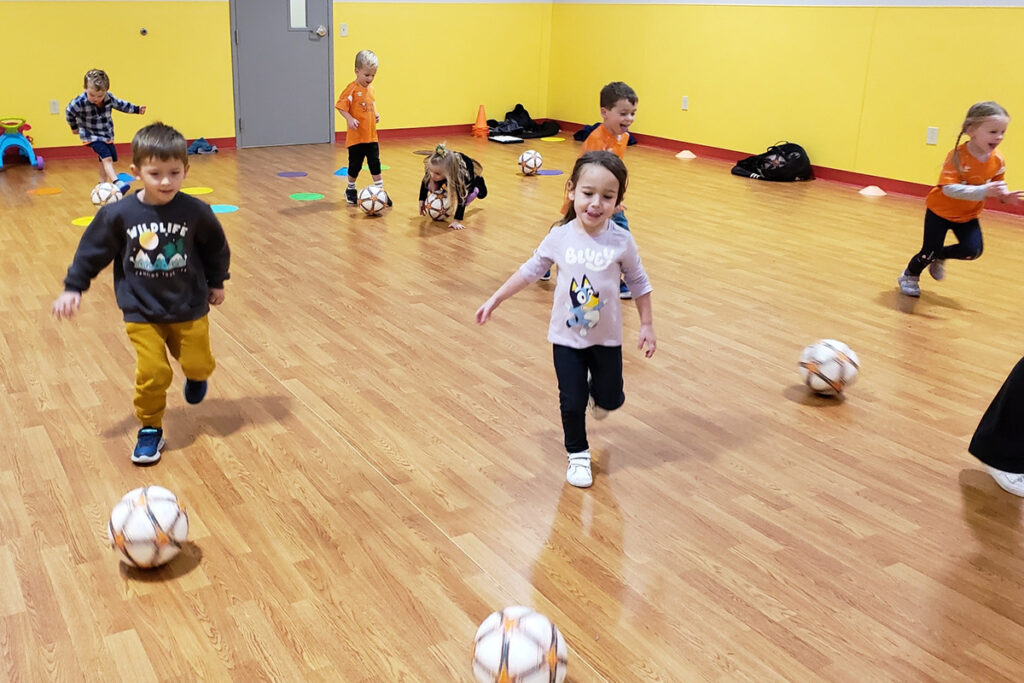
[290,192,324,201]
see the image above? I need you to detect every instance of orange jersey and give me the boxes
[581,124,628,159]
[561,124,630,212]
[335,80,377,147]
[925,143,1005,222]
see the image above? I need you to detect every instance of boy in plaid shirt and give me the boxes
[66,69,146,195]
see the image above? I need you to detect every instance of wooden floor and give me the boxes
[2,132,1024,681]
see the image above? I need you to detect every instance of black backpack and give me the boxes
[731,141,814,182]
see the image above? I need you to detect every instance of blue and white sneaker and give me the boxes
[619,280,632,300]
[132,427,164,465]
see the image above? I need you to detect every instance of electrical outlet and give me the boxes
[926,126,938,145]
[681,96,689,111]
[339,22,348,37]
[49,99,60,115]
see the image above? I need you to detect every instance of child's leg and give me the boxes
[588,346,625,413]
[346,144,367,203]
[905,210,954,276]
[552,344,590,453]
[611,209,629,232]
[366,143,383,184]
[466,176,487,205]
[165,316,216,382]
[100,156,118,184]
[347,143,367,183]
[612,209,633,298]
[945,220,984,261]
[125,322,174,428]
[473,176,487,200]
[365,144,391,205]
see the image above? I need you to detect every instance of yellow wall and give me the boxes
[3,2,552,151]
[548,4,1024,185]
[6,2,1024,186]
[3,2,234,147]
[333,3,552,131]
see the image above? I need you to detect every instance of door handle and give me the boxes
[312,24,327,37]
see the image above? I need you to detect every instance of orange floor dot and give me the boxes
[28,187,62,196]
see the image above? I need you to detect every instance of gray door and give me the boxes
[230,0,333,148]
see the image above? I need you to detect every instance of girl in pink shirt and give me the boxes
[476,151,656,488]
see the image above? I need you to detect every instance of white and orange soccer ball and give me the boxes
[107,486,189,568]
[91,182,122,207]
[473,606,567,683]
[799,339,860,396]
[425,190,450,221]
[517,150,542,175]
[358,185,390,216]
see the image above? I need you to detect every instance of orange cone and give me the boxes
[472,105,488,137]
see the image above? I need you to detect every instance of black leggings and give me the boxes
[347,142,381,179]
[552,344,624,453]
[906,210,983,276]
[469,175,487,199]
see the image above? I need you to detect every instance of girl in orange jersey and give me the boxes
[897,101,1023,297]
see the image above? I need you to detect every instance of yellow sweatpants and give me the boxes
[125,316,216,428]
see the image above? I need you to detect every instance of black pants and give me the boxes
[970,356,1024,474]
[552,344,624,453]
[906,210,983,276]
[347,142,381,179]
[469,175,487,199]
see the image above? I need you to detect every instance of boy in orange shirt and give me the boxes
[548,81,638,297]
[336,50,391,206]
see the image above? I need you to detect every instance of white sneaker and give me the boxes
[987,466,1024,497]
[566,451,593,488]
[928,259,946,281]
[897,269,920,297]
[588,395,609,421]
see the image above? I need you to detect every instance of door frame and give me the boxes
[228,0,335,148]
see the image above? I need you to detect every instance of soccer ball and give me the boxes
[425,190,450,221]
[518,150,542,175]
[799,339,860,396]
[107,486,189,568]
[91,182,122,207]
[358,185,389,215]
[473,606,567,683]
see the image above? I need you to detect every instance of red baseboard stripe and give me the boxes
[553,120,1024,218]
[23,122,1024,218]
[25,136,237,162]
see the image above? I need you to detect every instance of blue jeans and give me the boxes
[611,209,629,231]
[88,140,117,162]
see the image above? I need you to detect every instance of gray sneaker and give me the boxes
[988,466,1024,497]
[898,269,920,297]
[928,259,946,281]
